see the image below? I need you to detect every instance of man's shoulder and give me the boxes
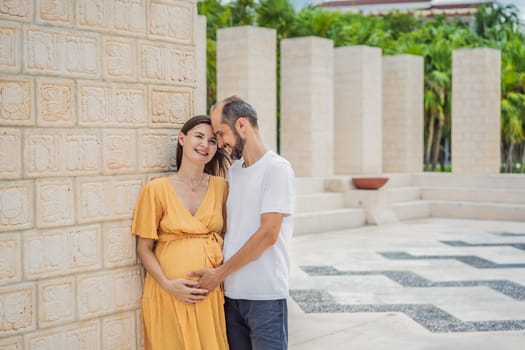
[265,152,294,173]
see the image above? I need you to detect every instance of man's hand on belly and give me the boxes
[188,268,224,292]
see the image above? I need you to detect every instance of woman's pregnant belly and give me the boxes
[155,236,222,280]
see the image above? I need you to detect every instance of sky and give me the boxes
[499,0,525,19]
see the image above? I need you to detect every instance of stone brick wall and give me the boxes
[217,26,277,151]
[382,54,424,173]
[280,36,334,177]
[0,0,197,348]
[334,45,382,175]
[452,48,501,174]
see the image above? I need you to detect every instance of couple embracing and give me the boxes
[132,96,296,350]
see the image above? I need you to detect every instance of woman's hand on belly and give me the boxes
[161,278,209,304]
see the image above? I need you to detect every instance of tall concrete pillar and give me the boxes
[195,15,207,115]
[280,37,334,177]
[217,26,277,150]
[382,54,424,173]
[334,46,382,175]
[452,48,501,174]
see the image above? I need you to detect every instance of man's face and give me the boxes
[211,104,246,160]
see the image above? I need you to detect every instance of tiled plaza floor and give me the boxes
[288,218,525,350]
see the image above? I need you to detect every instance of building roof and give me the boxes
[320,0,492,16]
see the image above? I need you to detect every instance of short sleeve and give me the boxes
[131,182,163,240]
[261,161,295,216]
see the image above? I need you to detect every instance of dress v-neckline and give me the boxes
[166,176,213,217]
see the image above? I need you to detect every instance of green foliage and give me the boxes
[228,0,256,25]
[197,0,232,40]
[256,0,295,39]
[197,0,525,173]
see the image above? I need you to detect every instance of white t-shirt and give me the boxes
[223,150,295,300]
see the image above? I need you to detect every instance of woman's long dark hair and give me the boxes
[175,115,230,177]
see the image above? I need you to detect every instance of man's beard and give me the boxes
[231,130,246,160]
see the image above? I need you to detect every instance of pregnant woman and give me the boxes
[132,115,230,350]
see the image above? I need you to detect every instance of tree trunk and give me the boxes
[506,143,514,173]
[520,142,525,174]
[425,112,436,167]
[431,116,444,171]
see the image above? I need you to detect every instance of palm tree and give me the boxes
[500,34,525,172]
[256,0,295,39]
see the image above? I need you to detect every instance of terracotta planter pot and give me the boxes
[352,177,389,190]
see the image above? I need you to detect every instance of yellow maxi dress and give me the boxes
[131,176,229,350]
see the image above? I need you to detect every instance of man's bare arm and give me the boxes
[190,212,284,291]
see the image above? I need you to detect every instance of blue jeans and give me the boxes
[225,297,288,350]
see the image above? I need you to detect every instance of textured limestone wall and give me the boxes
[382,54,424,173]
[217,26,277,151]
[452,48,501,174]
[334,45,382,175]
[280,36,334,176]
[195,15,207,115]
[0,0,197,348]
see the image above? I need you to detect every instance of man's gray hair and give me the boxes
[213,96,258,128]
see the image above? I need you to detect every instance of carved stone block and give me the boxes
[35,178,75,228]
[76,176,143,223]
[149,86,192,128]
[23,225,101,279]
[103,36,137,81]
[114,267,143,310]
[0,128,22,179]
[24,27,59,72]
[76,177,112,223]
[0,0,32,22]
[139,41,195,86]
[38,276,75,328]
[36,78,75,127]
[36,0,74,27]
[112,177,143,219]
[77,0,145,36]
[102,129,137,175]
[149,0,194,44]
[77,267,142,320]
[0,336,22,350]
[0,284,36,336]
[0,22,21,73]
[24,129,101,177]
[102,312,136,350]
[103,221,135,268]
[0,77,34,126]
[24,320,100,350]
[0,233,21,286]
[78,81,147,127]
[0,181,33,232]
[138,130,178,172]
[64,130,101,175]
[77,273,112,319]
[24,129,61,177]
[24,26,100,78]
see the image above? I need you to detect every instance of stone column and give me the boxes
[195,15,207,115]
[217,26,277,150]
[280,37,334,176]
[452,48,501,174]
[334,46,382,175]
[382,54,424,173]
